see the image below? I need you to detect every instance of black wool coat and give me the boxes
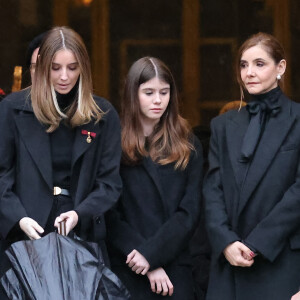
[0,89,122,272]
[204,93,300,300]
[106,137,203,300]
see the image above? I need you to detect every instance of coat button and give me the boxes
[95,216,101,224]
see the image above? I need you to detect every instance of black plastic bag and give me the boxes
[0,232,131,300]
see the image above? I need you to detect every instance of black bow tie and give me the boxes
[247,99,281,117]
[240,98,281,162]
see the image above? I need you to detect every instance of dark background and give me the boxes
[0,0,296,126]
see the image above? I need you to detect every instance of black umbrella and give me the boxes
[0,232,130,300]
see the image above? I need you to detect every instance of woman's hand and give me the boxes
[126,249,150,275]
[19,217,44,240]
[291,291,300,300]
[147,267,174,296]
[54,210,78,235]
[242,246,257,261]
[223,241,255,267]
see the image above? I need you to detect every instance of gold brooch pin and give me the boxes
[81,130,96,143]
[86,132,92,143]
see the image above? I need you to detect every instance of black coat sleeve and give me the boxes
[0,98,28,239]
[106,200,147,257]
[203,118,240,257]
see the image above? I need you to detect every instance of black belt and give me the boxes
[53,187,70,196]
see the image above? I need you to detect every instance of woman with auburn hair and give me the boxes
[106,57,203,299]
[0,26,122,298]
[204,32,300,300]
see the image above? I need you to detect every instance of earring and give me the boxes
[277,74,281,80]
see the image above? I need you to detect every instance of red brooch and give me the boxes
[0,88,5,96]
[81,130,96,143]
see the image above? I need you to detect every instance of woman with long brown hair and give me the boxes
[0,26,122,299]
[106,56,203,299]
[204,32,300,299]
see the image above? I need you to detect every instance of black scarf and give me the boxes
[240,86,282,162]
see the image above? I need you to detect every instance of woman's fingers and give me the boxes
[126,250,150,274]
[161,281,168,296]
[54,211,78,235]
[131,264,139,272]
[126,250,136,264]
[141,267,148,275]
[224,241,254,267]
[30,221,44,239]
[155,281,162,294]
[150,278,156,293]
[135,266,145,274]
[19,217,44,240]
[147,268,174,296]
[239,243,257,262]
[235,256,254,267]
[242,250,256,261]
[166,279,174,296]
[28,228,41,240]
[32,221,44,234]
[64,217,74,235]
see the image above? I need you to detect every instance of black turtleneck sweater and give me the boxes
[248,86,282,114]
[49,86,77,189]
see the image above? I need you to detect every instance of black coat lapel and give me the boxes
[142,157,170,218]
[71,121,103,170]
[15,112,53,190]
[238,95,296,215]
[226,108,250,186]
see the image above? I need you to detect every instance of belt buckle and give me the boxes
[53,186,62,195]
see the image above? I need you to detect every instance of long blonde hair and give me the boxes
[121,57,194,170]
[31,26,103,132]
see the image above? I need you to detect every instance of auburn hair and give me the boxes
[121,57,193,170]
[236,32,286,100]
[31,26,103,132]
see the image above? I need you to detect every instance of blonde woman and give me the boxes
[0,27,121,298]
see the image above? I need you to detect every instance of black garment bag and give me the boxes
[0,232,131,300]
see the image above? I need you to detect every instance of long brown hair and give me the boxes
[236,32,286,100]
[121,57,193,170]
[31,26,103,132]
